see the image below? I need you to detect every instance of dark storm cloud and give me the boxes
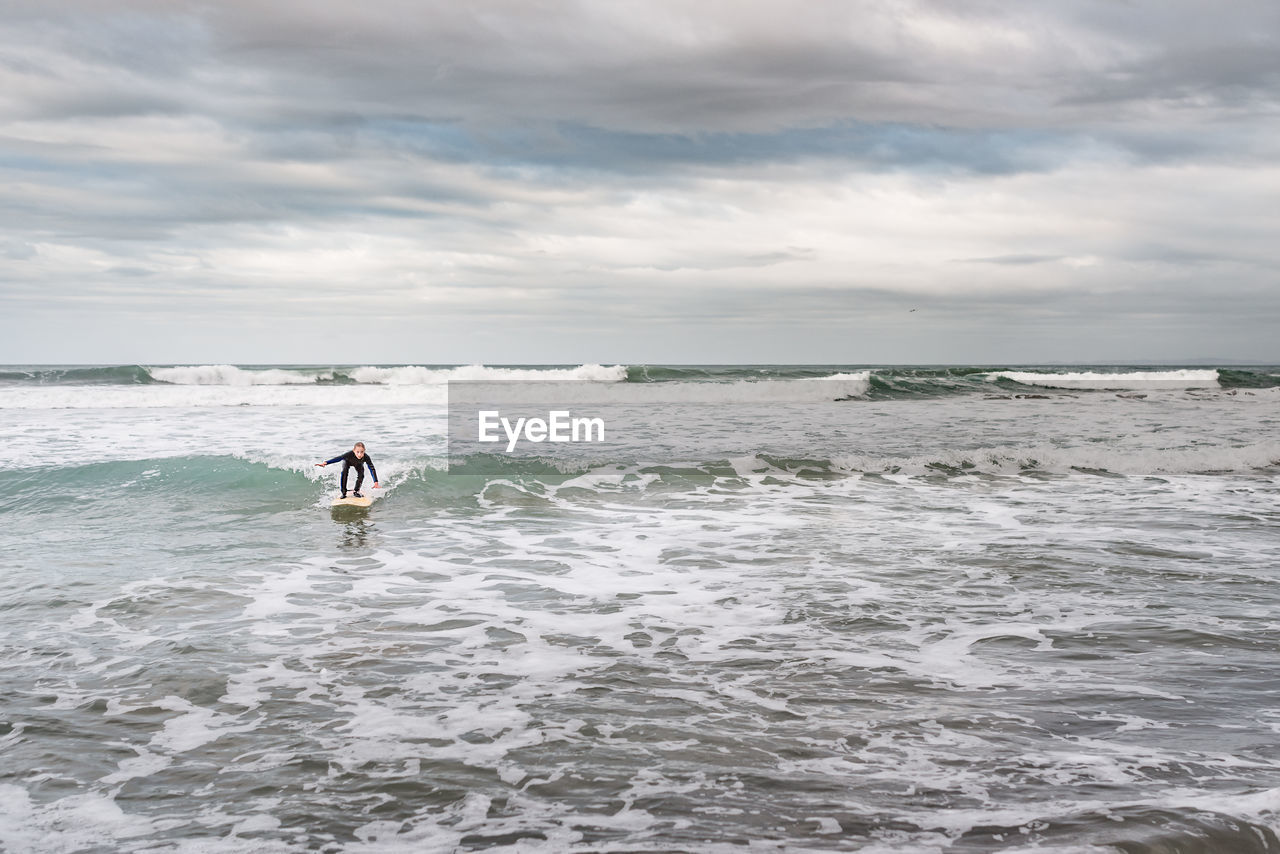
[3,1,1277,189]
[7,1,1278,143]
[197,1,1280,132]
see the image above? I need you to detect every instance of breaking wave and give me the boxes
[987,369,1221,390]
[2,364,1278,410]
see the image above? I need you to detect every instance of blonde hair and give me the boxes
[354,442,365,450]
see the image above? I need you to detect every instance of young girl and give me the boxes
[316,442,380,498]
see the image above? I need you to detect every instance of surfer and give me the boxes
[316,442,380,498]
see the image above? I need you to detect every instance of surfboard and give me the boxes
[331,495,373,508]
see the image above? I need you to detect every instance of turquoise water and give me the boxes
[3,365,1280,853]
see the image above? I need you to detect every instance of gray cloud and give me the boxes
[9,2,1278,134]
[1,0,1278,362]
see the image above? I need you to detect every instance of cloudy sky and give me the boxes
[2,0,1277,363]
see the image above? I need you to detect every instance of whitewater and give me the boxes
[3,364,1280,853]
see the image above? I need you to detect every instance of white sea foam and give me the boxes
[0,383,449,409]
[0,785,157,853]
[149,364,334,385]
[148,362,628,386]
[987,369,1220,389]
[348,363,629,384]
[8,465,1280,851]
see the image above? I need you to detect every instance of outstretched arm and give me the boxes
[315,454,345,467]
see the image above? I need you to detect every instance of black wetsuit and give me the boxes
[324,451,378,495]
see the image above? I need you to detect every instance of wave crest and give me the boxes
[150,365,333,385]
[347,364,629,384]
[988,370,1221,390]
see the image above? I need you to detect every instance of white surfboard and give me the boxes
[331,495,373,508]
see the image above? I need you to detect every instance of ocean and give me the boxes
[2,364,1279,853]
